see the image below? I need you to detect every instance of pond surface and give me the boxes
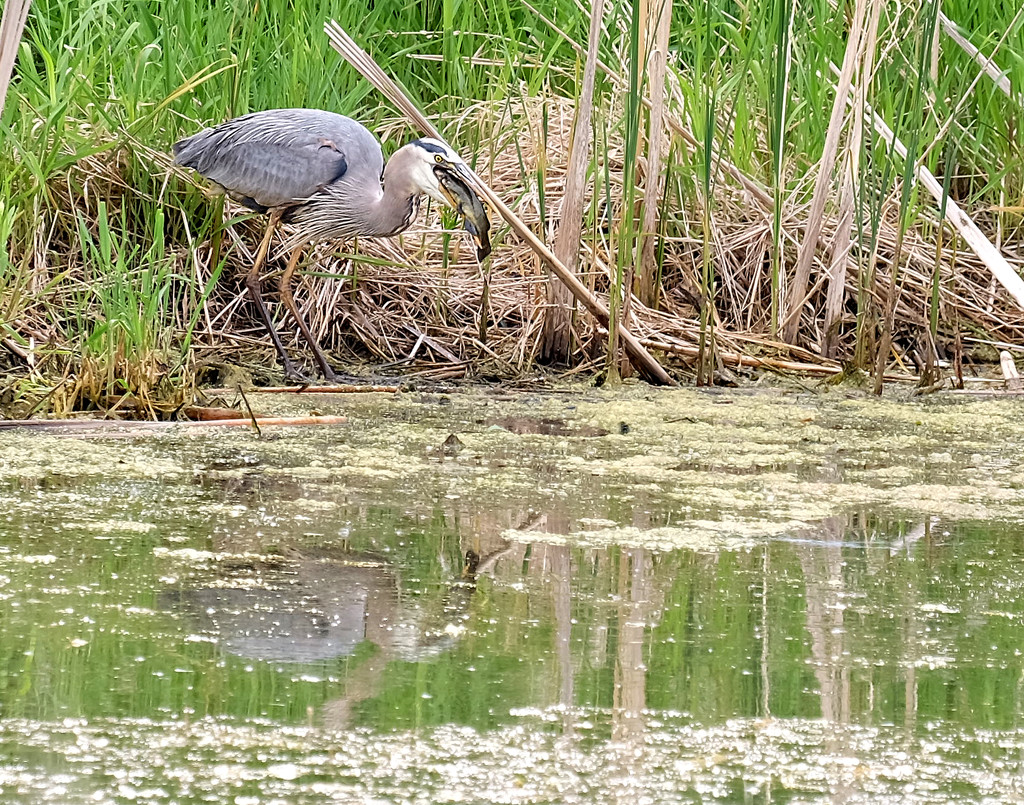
[1,384,1024,803]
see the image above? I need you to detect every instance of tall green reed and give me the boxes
[767,0,794,338]
[690,0,722,384]
[605,0,646,383]
[872,0,941,393]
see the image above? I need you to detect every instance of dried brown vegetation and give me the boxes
[163,95,1024,389]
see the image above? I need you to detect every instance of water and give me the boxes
[1,386,1023,803]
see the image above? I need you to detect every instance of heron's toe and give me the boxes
[283,365,315,385]
[322,368,379,386]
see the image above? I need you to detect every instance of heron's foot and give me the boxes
[282,363,315,385]
[321,367,405,388]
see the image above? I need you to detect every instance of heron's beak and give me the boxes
[433,163,492,261]
[434,183,458,211]
[433,162,473,206]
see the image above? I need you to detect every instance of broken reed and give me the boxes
[1,0,1022,411]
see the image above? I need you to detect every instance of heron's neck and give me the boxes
[364,176,420,237]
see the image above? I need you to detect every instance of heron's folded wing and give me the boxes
[175,127,350,209]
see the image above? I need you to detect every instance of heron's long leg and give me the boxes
[243,209,308,382]
[279,247,340,383]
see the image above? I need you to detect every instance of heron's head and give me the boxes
[390,138,473,207]
[386,137,492,260]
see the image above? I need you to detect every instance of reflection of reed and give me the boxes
[550,543,575,730]
[899,522,930,739]
[760,545,771,718]
[797,514,933,736]
[797,516,851,725]
[797,517,856,804]
[794,514,935,801]
[613,548,663,741]
[607,548,665,805]
[489,531,668,797]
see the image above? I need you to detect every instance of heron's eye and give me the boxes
[434,154,444,164]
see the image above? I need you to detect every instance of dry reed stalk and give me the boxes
[783,0,868,344]
[0,415,348,433]
[323,19,676,386]
[641,336,918,382]
[208,384,399,394]
[823,0,881,358]
[544,0,607,363]
[636,0,672,308]
[822,160,856,358]
[939,10,1022,106]
[0,0,31,118]
[833,66,1024,310]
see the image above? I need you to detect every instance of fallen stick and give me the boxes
[179,415,348,427]
[0,415,348,433]
[323,20,677,388]
[643,338,918,382]
[644,339,840,375]
[207,384,400,395]
[946,389,1024,397]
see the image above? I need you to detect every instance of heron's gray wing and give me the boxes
[173,110,382,210]
[186,140,348,210]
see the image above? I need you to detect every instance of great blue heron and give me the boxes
[174,108,491,382]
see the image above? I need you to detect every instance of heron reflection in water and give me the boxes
[162,546,508,727]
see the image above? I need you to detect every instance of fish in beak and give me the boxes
[433,164,492,261]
